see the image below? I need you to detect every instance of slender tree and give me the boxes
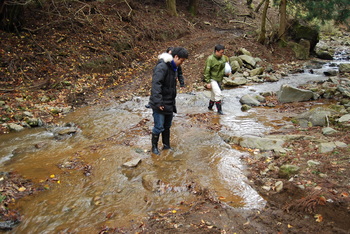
[278,0,287,40]
[166,0,177,16]
[257,0,269,44]
[188,0,199,16]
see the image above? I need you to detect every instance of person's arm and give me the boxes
[203,57,212,88]
[177,66,185,87]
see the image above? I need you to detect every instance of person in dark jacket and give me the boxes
[145,47,185,109]
[149,47,189,155]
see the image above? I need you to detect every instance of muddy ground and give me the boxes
[1,0,350,233]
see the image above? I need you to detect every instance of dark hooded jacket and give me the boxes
[149,53,177,115]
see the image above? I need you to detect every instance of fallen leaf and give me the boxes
[314,214,323,222]
[18,187,26,192]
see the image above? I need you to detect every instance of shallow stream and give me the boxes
[0,57,346,232]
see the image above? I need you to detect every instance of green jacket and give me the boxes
[203,54,228,83]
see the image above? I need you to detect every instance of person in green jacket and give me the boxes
[203,44,229,115]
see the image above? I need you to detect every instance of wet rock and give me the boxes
[322,127,338,135]
[7,123,24,132]
[249,76,264,83]
[316,51,334,60]
[229,136,286,153]
[0,220,19,230]
[241,104,252,111]
[277,84,315,103]
[229,56,243,67]
[223,76,247,87]
[339,63,350,73]
[288,21,319,52]
[23,111,34,117]
[35,142,48,149]
[249,67,264,76]
[307,160,321,167]
[319,142,336,153]
[25,117,42,127]
[289,39,310,60]
[337,114,350,123]
[239,94,261,106]
[254,94,266,103]
[295,107,336,127]
[239,55,256,68]
[334,141,347,148]
[57,128,77,135]
[142,174,159,192]
[323,70,337,76]
[275,181,283,192]
[229,60,241,73]
[264,74,279,82]
[237,47,252,56]
[122,158,142,168]
[319,141,347,153]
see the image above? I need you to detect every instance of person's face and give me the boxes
[173,55,186,66]
[215,49,224,58]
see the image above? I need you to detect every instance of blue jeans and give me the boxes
[152,110,173,135]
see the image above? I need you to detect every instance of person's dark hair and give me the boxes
[171,47,189,59]
[166,47,174,53]
[214,44,225,52]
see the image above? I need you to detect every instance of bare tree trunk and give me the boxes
[278,0,287,40]
[188,0,199,16]
[166,0,177,16]
[257,0,269,44]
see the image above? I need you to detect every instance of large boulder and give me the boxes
[316,51,334,60]
[239,55,256,68]
[277,84,315,103]
[287,20,319,53]
[228,136,286,153]
[289,39,310,60]
[250,67,264,76]
[295,107,337,126]
[239,94,261,106]
[223,76,248,86]
[230,60,241,73]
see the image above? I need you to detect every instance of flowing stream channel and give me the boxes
[0,57,346,232]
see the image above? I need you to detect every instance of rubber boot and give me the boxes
[208,100,215,111]
[216,101,224,115]
[151,133,160,155]
[162,128,171,150]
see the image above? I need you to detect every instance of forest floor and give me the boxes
[0,0,350,233]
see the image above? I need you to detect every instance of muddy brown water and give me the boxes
[0,69,333,232]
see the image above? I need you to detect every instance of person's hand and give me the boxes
[205,83,211,89]
[159,106,164,111]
